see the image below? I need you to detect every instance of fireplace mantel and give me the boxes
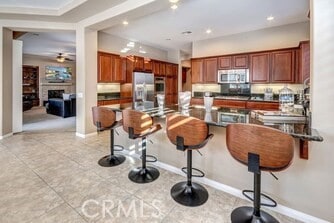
[40,82,73,86]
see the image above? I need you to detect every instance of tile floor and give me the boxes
[0,131,304,223]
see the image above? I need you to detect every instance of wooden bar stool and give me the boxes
[166,114,213,207]
[122,109,162,183]
[226,123,294,223]
[92,106,126,167]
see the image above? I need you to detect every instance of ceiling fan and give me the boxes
[56,53,74,62]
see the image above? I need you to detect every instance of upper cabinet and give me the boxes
[191,59,204,83]
[297,41,310,84]
[152,60,161,75]
[250,49,296,83]
[218,54,249,69]
[204,58,218,83]
[271,50,295,83]
[250,52,270,83]
[98,52,125,83]
[144,59,153,72]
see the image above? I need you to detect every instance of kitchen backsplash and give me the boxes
[192,83,303,95]
[97,83,120,93]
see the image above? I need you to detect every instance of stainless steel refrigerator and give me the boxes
[132,72,155,109]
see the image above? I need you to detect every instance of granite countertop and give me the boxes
[191,96,279,103]
[104,102,323,142]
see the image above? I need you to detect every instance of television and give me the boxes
[45,66,72,82]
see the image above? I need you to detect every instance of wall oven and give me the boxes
[218,69,249,84]
[154,77,165,95]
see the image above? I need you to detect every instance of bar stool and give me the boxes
[226,123,294,223]
[92,106,126,167]
[122,109,162,183]
[166,114,213,207]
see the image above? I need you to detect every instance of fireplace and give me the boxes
[48,90,64,99]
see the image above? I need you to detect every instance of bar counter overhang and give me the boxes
[104,102,324,219]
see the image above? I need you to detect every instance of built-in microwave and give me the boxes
[217,69,249,84]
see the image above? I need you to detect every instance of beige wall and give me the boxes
[192,22,310,58]
[308,0,334,221]
[1,28,13,136]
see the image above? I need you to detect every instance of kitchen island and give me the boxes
[104,102,323,218]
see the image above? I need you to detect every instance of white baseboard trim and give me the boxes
[0,132,13,140]
[75,132,97,138]
[152,160,330,223]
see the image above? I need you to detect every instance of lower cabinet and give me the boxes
[213,99,246,108]
[246,101,279,110]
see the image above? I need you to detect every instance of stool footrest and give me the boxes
[181,167,205,178]
[113,145,124,152]
[140,154,157,163]
[242,190,277,207]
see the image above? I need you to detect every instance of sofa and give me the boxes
[46,94,76,118]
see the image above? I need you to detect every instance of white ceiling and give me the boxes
[12,0,309,59]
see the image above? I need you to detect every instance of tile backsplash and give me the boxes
[191,83,304,95]
[97,83,120,93]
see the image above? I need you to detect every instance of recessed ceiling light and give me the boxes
[127,42,135,47]
[122,20,129,25]
[139,50,146,54]
[169,0,179,3]
[206,29,212,34]
[171,4,178,10]
[181,31,192,35]
[267,16,274,21]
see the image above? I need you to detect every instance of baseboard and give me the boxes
[0,132,13,140]
[152,160,330,223]
[75,132,97,138]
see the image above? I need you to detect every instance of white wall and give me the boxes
[12,40,23,133]
[192,22,310,58]
[98,31,169,61]
[308,0,334,221]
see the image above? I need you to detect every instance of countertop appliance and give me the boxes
[218,69,249,84]
[154,76,165,95]
[133,72,154,107]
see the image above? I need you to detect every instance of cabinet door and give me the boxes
[172,64,178,77]
[191,98,204,105]
[165,76,173,95]
[298,41,310,83]
[134,56,144,71]
[191,59,204,83]
[160,62,166,75]
[213,99,246,108]
[98,52,112,82]
[250,53,270,83]
[233,55,249,68]
[144,59,152,71]
[126,57,134,83]
[204,58,217,83]
[271,50,295,83]
[166,63,173,77]
[153,61,160,75]
[113,55,125,82]
[218,56,232,69]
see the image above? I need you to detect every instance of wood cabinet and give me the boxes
[246,101,279,110]
[249,52,270,83]
[271,50,295,83]
[22,65,39,107]
[191,98,204,105]
[133,56,144,71]
[191,59,204,83]
[160,62,166,76]
[166,63,173,77]
[204,58,218,83]
[213,99,246,108]
[165,70,178,104]
[191,58,217,83]
[297,41,310,84]
[152,60,160,75]
[218,55,248,69]
[98,52,124,83]
[144,59,153,72]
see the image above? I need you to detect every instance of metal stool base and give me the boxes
[98,154,126,167]
[128,166,160,183]
[171,181,208,207]
[231,206,279,223]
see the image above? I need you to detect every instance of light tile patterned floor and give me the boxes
[0,131,304,223]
